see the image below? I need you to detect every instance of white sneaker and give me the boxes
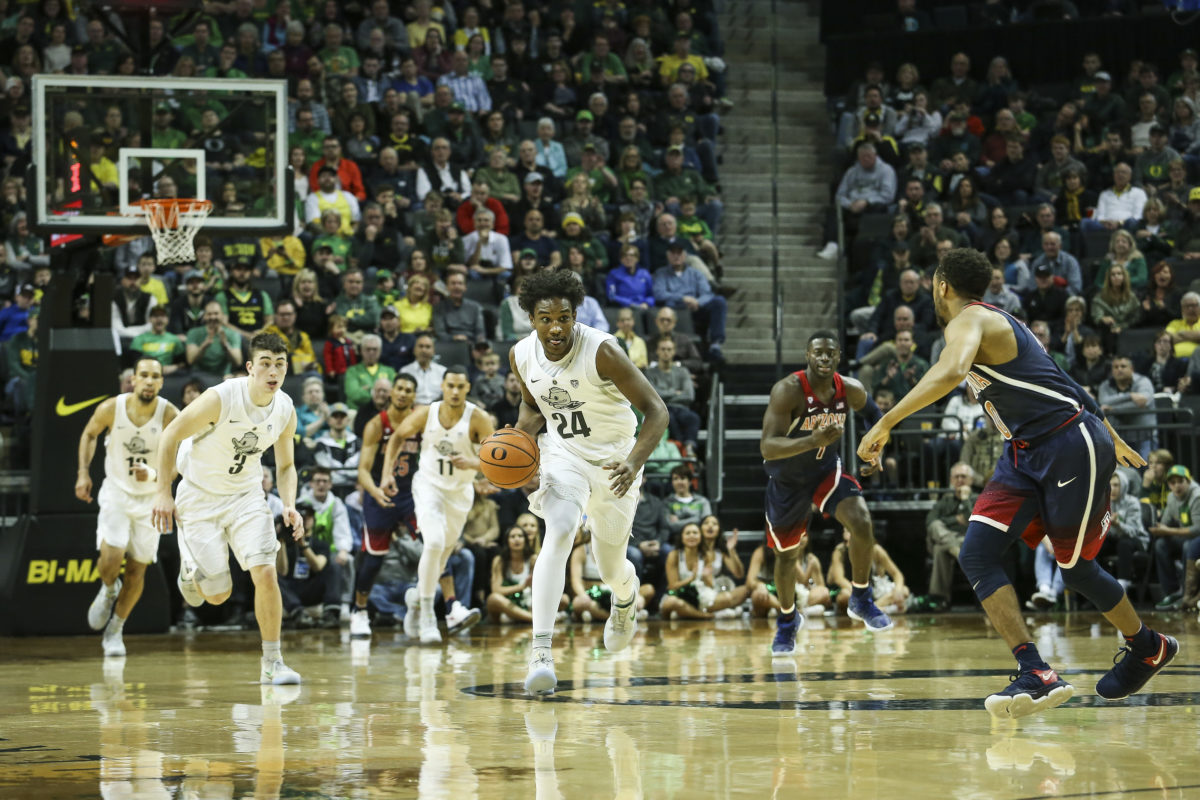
[88,579,121,630]
[524,647,557,695]
[554,610,568,623]
[177,569,204,608]
[260,658,301,685]
[816,242,839,261]
[604,578,640,652]
[101,624,126,657]
[419,619,443,645]
[261,684,301,706]
[403,587,420,638]
[581,610,593,623]
[445,601,482,636]
[349,608,371,639]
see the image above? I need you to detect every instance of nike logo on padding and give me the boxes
[1057,477,1077,487]
[56,394,109,416]
[1148,639,1167,666]
[530,378,541,383]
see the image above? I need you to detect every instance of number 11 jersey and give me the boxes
[514,322,636,465]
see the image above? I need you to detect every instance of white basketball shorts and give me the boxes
[96,480,160,564]
[412,472,474,550]
[176,479,279,577]
[528,437,642,544]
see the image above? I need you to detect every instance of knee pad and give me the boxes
[1060,558,1124,612]
[198,570,233,598]
[957,521,1012,602]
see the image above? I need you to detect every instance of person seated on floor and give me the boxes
[827,525,909,615]
[485,524,541,624]
[746,532,830,618]
[659,522,749,620]
[569,522,652,622]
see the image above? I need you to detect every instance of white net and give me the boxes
[137,199,213,265]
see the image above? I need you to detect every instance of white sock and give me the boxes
[420,597,436,623]
[105,614,125,634]
[105,579,120,596]
[262,641,281,661]
[531,494,583,635]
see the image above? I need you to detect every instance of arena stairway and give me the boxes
[718,0,837,366]
[708,362,789,536]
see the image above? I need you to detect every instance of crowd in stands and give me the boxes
[0,0,736,459]
[0,0,762,631]
[823,39,1200,613]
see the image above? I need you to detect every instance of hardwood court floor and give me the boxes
[0,613,1196,799]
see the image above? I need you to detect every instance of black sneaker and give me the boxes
[984,667,1075,719]
[1096,633,1178,700]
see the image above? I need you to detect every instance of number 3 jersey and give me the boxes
[416,400,479,492]
[179,377,295,495]
[104,393,168,496]
[514,322,636,465]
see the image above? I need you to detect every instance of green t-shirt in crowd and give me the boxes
[131,331,185,366]
[186,325,242,374]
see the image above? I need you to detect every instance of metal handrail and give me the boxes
[769,0,783,381]
[705,375,725,505]
[844,405,1200,497]
[0,470,31,526]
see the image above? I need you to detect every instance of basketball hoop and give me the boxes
[128,198,213,265]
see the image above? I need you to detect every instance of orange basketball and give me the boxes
[478,428,540,489]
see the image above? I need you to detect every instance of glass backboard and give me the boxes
[32,75,290,234]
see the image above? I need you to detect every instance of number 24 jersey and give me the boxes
[513,323,636,465]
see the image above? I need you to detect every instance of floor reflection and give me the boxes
[0,614,1195,799]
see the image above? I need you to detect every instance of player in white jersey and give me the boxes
[75,358,180,657]
[151,333,305,685]
[381,366,493,643]
[508,268,669,694]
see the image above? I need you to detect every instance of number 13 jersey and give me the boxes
[180,377,295,495]
[104,393,168,496]
[514,323,636,465]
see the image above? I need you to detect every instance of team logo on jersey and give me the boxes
[540,386,585,410]
[124,435,151,456]
[232,431,263,458]
[435,439,457,456]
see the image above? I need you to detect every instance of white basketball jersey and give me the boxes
[180,378,295,495]
[514,323,637,464]
[416,401,480,491]
[103,393,168,496]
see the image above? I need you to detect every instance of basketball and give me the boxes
[478,428,540,488]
